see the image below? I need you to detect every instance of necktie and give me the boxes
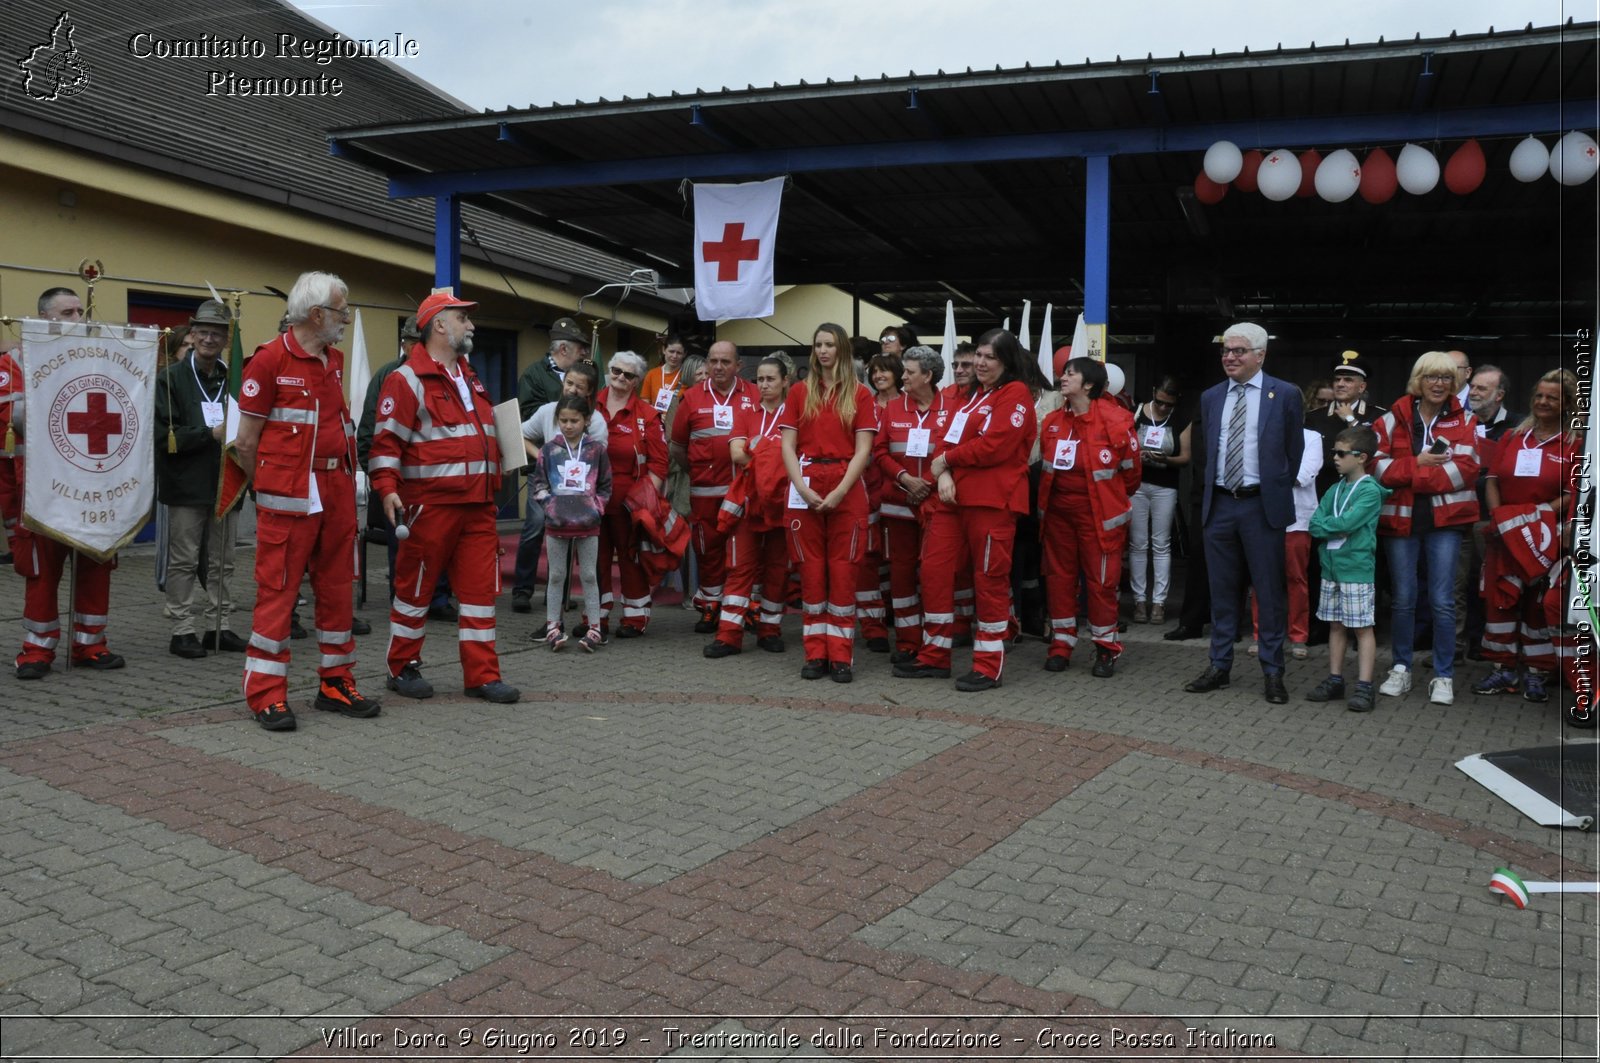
[1223,383,1248,490]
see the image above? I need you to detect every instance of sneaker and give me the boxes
[1473,667,1521,696]
[15,660,50,680]
[597,620,611,644]
[386,662,434,699]
[1247,642,1259,657]
[77,650,126,670]
[315,677,381,718]
[255,701,297,731]
[1091,648,1115,678]
[1347,683,1376,713]
[1131,602,1148,624]
[1522,672,1549,703]
[511,591,533,614]
[542,622,568,652]
[579,627,603,653]
[1379,665,1412,697]
[1290,641,1309,660]
[1149,604,1165,625]
[1429,677,1454,705]
[694,607,719,634]
[1306,675,1347,702]
[465,680,521,704]
[703,640,741,659]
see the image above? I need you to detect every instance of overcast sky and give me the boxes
[297,0,1576,111]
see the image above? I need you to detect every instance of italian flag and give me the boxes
[214,303,250,519]
[1488,867,1530,909]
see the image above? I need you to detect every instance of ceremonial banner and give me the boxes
[215,307,249,519]
[22,318,158,560]
[692,176,784,321]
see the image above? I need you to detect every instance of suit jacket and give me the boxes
[1198,371,1305,529]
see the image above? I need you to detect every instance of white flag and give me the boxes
[940,300,957,388]
[692,177,784,321]
[1018,300,1032,351]
[21,319,158,560]
[1037,304,1055,381]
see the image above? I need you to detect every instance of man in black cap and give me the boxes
[1306,353,1386,496]
[511,316,591,612]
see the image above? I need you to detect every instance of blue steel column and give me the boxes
[434,194,461,292]
[1083,155,1110,330]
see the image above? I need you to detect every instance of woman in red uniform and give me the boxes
[1037,358,1141,677]
[895,328,1038,691]
[873,345,952,662]
[594,350,668,639]
[1473,368,1580,703]
[705,355,793,658]
[780,324,878,682]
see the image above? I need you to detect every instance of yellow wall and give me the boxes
[715,284,908,351]
[0,131,669,376]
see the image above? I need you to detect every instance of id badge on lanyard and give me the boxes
[713,406,734,431]
[1052,438,1078,471]
[944,411,969,445]
[905,427,931,458]
[1514,449,1543,477]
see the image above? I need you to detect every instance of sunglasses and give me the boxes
[609,368,639,380]
[1332,449,1366,459]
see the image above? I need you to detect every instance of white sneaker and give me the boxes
[1379,665,1412,697]
[1429,677,1454,705]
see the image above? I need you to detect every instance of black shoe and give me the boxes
[1044,655,1069,672]
[169,633,207,659]
[893,660,950,679]
[15,660,50,680]
[351,617,372,636]
[78,651,125,670]
[890,649,917,665]
[1263,675,1288,704]
[1092,649,1115,678]
[255,702,297,731]
[202,629,248,653]
[428,601,459,622]
[757,636,786,654]
[1185,666,1231,693]
[1117,620,1128,634]
[865,637,890,653]
[1163,625,1204,642]
[511,592,533,614]
[703,640,741,659]
[616,625,645,639]
[694,607,720,634]
[314,677,381,718]
[386,662,434,699]
[289,614,308,640]
[800,658,828,680]
[954,671,1000,692]
[831,664,853,683]
[465,680,520,704]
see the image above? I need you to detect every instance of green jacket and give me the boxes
[153,354,228,508]
[357,357,403,469]
[516,355,564,421]
[1308,474,1391,584]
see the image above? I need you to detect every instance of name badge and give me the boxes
[556,459,590,494]
[654,389,673,412]
[944,411,969,445]
[713,407,734,431]
[1514,449,1543,477]
[201,401,225,428]
[1052,439,1078,471]
[787,475,810,509]
[1141,425,1166,450]
[905,427,930,458]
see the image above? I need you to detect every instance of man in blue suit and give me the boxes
[1184,323,1304,704]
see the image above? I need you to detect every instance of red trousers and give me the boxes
[13,528,115,665]
[244,470,357,711]
[918,505,1016,679]
[1250,530,1311,645]
[715,519,789,647]
[786,463,868,664]
[688,493,730,609]
[387,502,502,688]
[1043,499,1124,661]
[1481,541,1557,672]
[855,515,888,642]
[883,515,925,655]
[598,503,652,633]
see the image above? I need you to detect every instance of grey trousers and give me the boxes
[164,504,237,635]
[545,534,600,627]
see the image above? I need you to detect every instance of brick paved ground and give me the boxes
[0,542,1596,1061]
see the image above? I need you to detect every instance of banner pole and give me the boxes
[64,552,75,673]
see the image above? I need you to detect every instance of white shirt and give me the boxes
[1288,428,1324,532]
[520,401,608,448]
[1215,371,1263,487]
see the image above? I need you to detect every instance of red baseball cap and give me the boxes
[415,291,477,329]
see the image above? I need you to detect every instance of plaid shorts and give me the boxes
[1318,579,1376,627]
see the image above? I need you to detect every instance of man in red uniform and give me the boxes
[370,291,517,704]
[669,339,757,632]
[235,271,378,731]
[6,287,125,680]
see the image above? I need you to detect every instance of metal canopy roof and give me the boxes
[328,22,1599,341]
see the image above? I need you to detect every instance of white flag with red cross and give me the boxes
[692,176,784,321]
[21,318,158,560]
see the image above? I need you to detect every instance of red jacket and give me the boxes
[873,390,954,520]
[1372,394,1480,535]
[625,476,690,581]
[368,345,501,506]
[671,377,757,496]
[597,389,668,511]
[1037,396,1141,547]
[239,332,355,515]
[941,379,1037,514]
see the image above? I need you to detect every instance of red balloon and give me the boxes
[1296,150,1321,197]
[1234,149,1264,192]
[1359,147,1398,204]
[1194,172,1228,205]
[1444,139,1487,194]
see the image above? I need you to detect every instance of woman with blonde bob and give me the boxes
[779,323,879,682]
[1372,350,1481,705]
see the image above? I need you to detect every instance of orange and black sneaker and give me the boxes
[314,677,382,718]
[693,606,719,634]
[76,650,126,670]
[255,701,297,732]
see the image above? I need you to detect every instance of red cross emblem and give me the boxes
[68,390,123,455]
[702,222,761,282]
[48,375,139,473]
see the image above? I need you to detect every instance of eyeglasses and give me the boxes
[1332,449,1365,458]
[609,368,639,380]
[1220,346,1257,357]
[1422,373,1457,384]
[317,304,352,321]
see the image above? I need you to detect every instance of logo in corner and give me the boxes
[21,12,90,101]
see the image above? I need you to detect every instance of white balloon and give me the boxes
[1396,143,1440,194]
[1104,363,1125,397]
[1203,140,1244,184]
[1257,149,1301,201]
[1314,148,1362,202]
[1508,135,1550,182]
[1551,130,1600,186]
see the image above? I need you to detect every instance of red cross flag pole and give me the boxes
[691,176,785,321]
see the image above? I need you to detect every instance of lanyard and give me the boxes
[910,395,936,431]
[661,368,681,393]
[708,381,736,411]
[1420,411,1441,447]
[1143,403,1170,428]
[1330,474,1366,520]
[560,434,581,464]
[1520,429,1557,453]
[757,401,784,440]
[191,357,224,405]
[958,387,990,418]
